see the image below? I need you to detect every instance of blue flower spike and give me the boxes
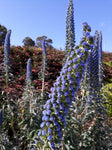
[37,22,94,149]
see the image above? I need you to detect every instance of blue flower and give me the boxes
[56,124,61,131]
[62,68,67,74]
[68,66,72,72]
[67,73,72,79]
[62,75,65,80]
[58,113,63,120]
[71,90,75,97]
[68,60,72,65]
[82,41,87,47]
[42,115,47,121]
[57,76,61,82]
[48,128,52,134]
[64,62,68,68]
[82,22,88,27]
[73,64,79,69]
[49,115,55,121]
[61,85,66,90]
[51,141,56,149]
[53,102,57,108]
[49,94,52,98]
[35,140,38,144]
[58,91,63,98]
[60,103,65,110]
[46,110,51,115]
[70,51,75,57]
[47,135,52,141]
[52,92,56,98]
[64,108,68,116]
[87,35,92,40]
[83,47,88,52]
[79,52,84,58]
[57,98,61,104]
[69,84,74,91]
[87,25,91,31]
[42,110,47,115]
[76,49,81,54]
[38,130,41,136]
[62,118,66,127]
[69,78,74,84]
[80,60,85,66]
[73,57,78,63]
[51,97,55,103]
[46,99,51,104]
[54,120,58,126]
[55,108,60,115]
[62,79,67,85]
[40,122,45,128]
[47,104,51,110]
[84,31,90,36]
[75,71,80,78]
[58,132,62,137]
[56,86,61,92]
[64,91,69,96]
[46,122,50,127]
[42,130,46,135]
[66,97,71,103]
[56,80,60,86]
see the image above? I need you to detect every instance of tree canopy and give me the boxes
[36,36,53,48]
[22,37,35,47]
[0,24,7,46]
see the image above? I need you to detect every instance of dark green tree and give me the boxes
[22,37,35,46]
[36,36,53,48]
[65,0,75,54]
[0,24,7,46]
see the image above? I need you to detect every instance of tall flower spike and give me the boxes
[87,30,99,103]
[40,37,47,100]
[26,58,32,85]
[65,0,75,54]
[37,23,94,150]
[3,30,11,74]
[41,37,47,71]
[0,109,3,128]
[98,31,103,88]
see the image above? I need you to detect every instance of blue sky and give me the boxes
[0,0,112,52]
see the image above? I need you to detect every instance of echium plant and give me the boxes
[18,58,41,149]
[26,58,32,85]
[79,31,112,150]
[3,30,11,85]
[38,37,49,103]
[0,29,19,149]
[98,31,103,88]
[64,29,112,150]
[41,37,47,100]
[0,109,3,129]
[86,30,99,104]
[65,0,75,55]
[36,22,93,150]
